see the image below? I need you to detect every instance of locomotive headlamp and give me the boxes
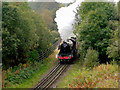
[69,55,73,57]
[68,55,72,59]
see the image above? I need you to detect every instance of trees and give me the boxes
[106,2,120,62]
[28,2,59,31]
[2,2,56,69]
[107,29,119,61]
[74,2,117,63]
[2,2,37,67]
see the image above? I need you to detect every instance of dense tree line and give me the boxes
[2,2,59,69]
[74,1,119,64]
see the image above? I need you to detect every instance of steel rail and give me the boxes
[34,63,68,89]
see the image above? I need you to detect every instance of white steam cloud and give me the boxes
[55,0,84,40]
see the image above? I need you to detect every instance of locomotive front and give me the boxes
[56,37,77,64]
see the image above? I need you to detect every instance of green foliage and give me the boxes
[3,50,58,88]
[2,28,20,66]
[2,2,37,68]
[74,2,117,63]
[28,50,39,62]
[28,2,59,31]
[2,2,56,69]
[84,48,99,68]
[76,2,117,21]
[51,31,60,43]
[106,2,120,63]
[3,62,41,86]
[78,9,111,51]
[107,29,120,61]
[77,40,87,62]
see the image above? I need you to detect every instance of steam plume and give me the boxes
[55,0,84,40]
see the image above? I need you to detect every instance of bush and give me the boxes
[28,50,39,62]
[2,61,42,87]
[107,29,120,62]
[84,48,99,68]
[78,41,87,64]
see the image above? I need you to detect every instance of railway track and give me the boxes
[34,63,68,89]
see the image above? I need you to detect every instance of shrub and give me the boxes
[2,61,42,87]
[84,48,99,68]
[107,29,120,63]
[28,50,39,62]
[78,41,87,64]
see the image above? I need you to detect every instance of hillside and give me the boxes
[28,2,60,31]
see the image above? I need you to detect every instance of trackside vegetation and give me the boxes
[2,50,58,88]
[57,63,118,88]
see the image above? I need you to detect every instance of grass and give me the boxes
[57,61,118,88]
[5,49,59,88]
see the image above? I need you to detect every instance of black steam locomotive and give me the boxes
[56,37,78,64]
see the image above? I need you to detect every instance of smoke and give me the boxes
[55,0,84,40]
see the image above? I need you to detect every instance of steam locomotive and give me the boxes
[56,37,78,64]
